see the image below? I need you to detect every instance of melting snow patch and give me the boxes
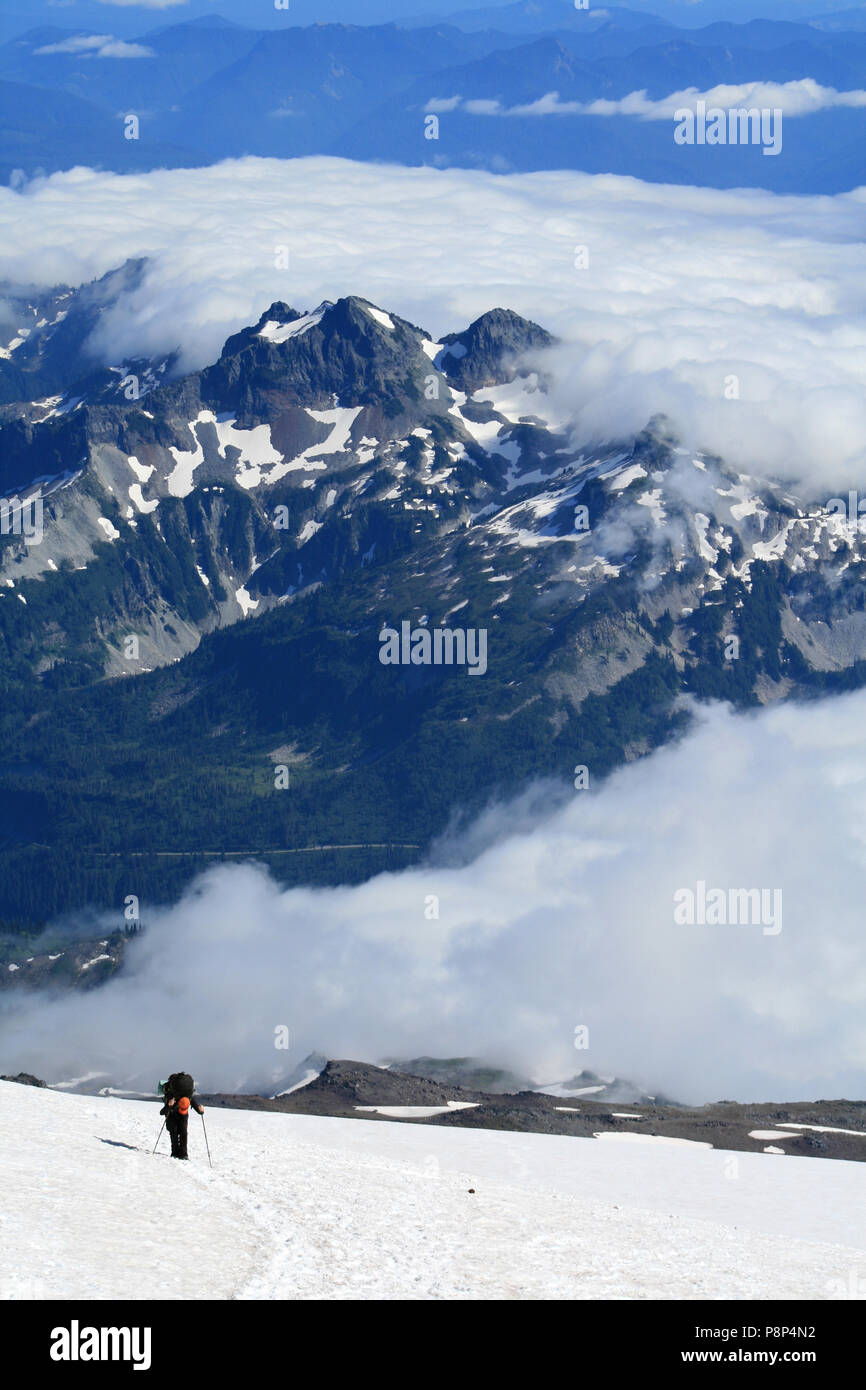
[214,418,282,488]
[292,407,363,469]
[694,513,718,562]
[127,456,154,483]
[752,522,794,562]
[537,1083,606,1098]
[355,1102,479,1119]
[365,305,395,331]
[236,587,259,617]
[272,1071,319,1098]
[729,497,766,523]
[0,334,26,359]
[167,422,205,498]
[594,1133,712,1149]
[258,305,328,343]
[610,463,647,491]
[637,489,666,525]
[776,1123,866,1137]
[97,517,120,541]
[473,376,550,426]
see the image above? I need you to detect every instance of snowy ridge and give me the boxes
[3,276,866,695]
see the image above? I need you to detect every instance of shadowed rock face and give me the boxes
[439,309,555,394]
[201,298,437,424]
[0,260,152,411]
[191,1058,866,1161]
[0,269,555,686]
[0,1072,46,1087]
[0,933,127,993]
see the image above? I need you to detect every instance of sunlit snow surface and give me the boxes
[1,1082,864,1301]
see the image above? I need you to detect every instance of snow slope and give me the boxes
[1,1081,864,1301]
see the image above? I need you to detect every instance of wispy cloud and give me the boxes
[426,79,866,120]
[34,35,155,59]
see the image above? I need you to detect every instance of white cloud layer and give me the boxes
[0,157,864,492]
[3,692,866,1103]
[34,35,155,58]
[429,79,866,120]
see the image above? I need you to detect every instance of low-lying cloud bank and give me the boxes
[1,158,865,491]
[428,79,866,120]
[3,691,866,1104]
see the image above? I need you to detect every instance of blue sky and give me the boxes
[1,0,859,40]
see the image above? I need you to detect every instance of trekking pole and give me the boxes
[200,1112,212,1169]
[152,1120,166,1155]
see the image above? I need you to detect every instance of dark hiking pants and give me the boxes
[167,1110,189,1158]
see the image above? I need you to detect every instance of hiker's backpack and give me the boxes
[163,1072,195,1101]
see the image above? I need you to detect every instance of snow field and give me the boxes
[2,1082,865,1301]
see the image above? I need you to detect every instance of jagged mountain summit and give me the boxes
[2,265,866,923]
[0,268,560,676]
[0,260,863,691]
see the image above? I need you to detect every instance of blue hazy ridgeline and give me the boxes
[0,2,864,190]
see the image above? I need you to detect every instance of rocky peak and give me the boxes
[438,307,555,393]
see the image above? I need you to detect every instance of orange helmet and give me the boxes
[177,1096,191,1115]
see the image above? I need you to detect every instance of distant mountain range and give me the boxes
[0,9,864,190]
[1,261,866,927]
[436,1,866,32]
